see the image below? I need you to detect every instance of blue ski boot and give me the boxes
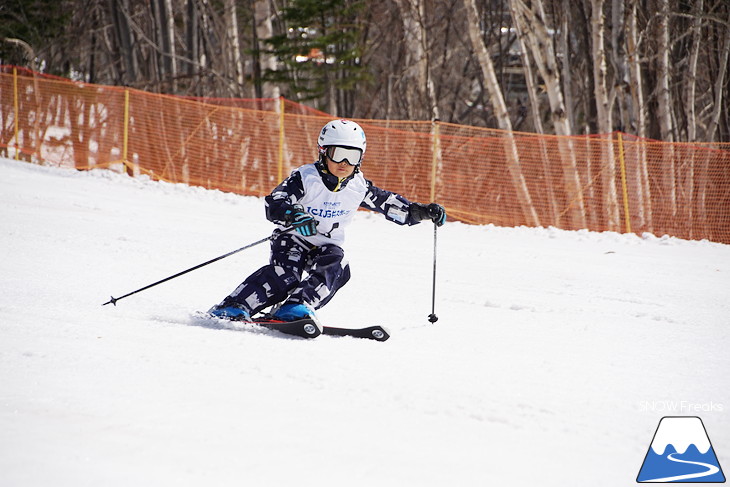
[273,303,316,322]
[209,304,251,321]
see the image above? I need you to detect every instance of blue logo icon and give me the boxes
[637,416,725,483]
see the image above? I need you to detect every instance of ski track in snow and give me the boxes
[1,157,729,486]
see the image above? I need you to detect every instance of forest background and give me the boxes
[1,0,729,143]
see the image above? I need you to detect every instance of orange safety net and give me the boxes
[2,66,729,244]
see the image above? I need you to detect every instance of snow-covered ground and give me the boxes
[1,156,728,486]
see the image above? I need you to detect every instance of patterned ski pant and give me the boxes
[219,233,351,315]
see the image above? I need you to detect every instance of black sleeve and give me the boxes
[264,171,305,224]
[359,179,423,226]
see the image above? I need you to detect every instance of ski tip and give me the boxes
[301,320,323,338]
[322,325,390,341]
[370,326,390,341]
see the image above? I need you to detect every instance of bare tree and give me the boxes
[252,0,279,99]
[655,0,677,221]
[590,0,620,230]
[684,0,703,142]
[464,0,540,226]
[225,0,244,97]
[706,10,730,143]
[106,0,138,85]
[624,0,653,232]
[184,0,199,88]
[510,0,587,229]
[394,0,439,120]
[610,0,628,132]
[558,0,576,132]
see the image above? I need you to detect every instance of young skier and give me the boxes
[209,119,446,323]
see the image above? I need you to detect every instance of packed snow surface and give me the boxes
[1,157,728,486]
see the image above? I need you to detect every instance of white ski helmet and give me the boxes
[317,119,367,165]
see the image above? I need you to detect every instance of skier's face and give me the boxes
[326,156,357,178]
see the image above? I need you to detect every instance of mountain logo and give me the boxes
[637,416,726,483]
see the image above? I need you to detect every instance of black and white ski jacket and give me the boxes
[265,162,423,247]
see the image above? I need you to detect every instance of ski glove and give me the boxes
[410,202,447,227]
[285,204,318,236]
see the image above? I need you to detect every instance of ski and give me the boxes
[251,318,390,341]
[254,319,390,342]
[323,325,390,342]
[202,313,390,341]
[252,318,322,339]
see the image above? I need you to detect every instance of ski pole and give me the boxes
[427,222,439,323]
[102,227,295,306]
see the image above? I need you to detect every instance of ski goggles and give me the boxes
[326,146,363,166]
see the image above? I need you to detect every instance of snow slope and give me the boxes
[1,157,729,486]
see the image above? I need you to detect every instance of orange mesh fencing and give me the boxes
[2,66,729,244]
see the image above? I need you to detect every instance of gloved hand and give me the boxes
[426,203,446,226]
[410,202,447,227]
[285,204,318,236]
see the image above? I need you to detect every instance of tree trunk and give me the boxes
[625,0,652,233]
[394,0,437,120]
[611,0,629,132]
[591,0,620,230]
[559,0,576,132]
[510,0,587,230]
[253,0,279,99]
[656,0,676,222]
[655,0,673,140]
[464,0,540,227]
[185,0,199,80]
[165,0,177,92]
[515,6,560,225]
[225,0,245,97]
[684,0,703,237]
[685,0,703,142]
[151,0,168,83]
[706,11,729,143]
[107,0,138,85]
